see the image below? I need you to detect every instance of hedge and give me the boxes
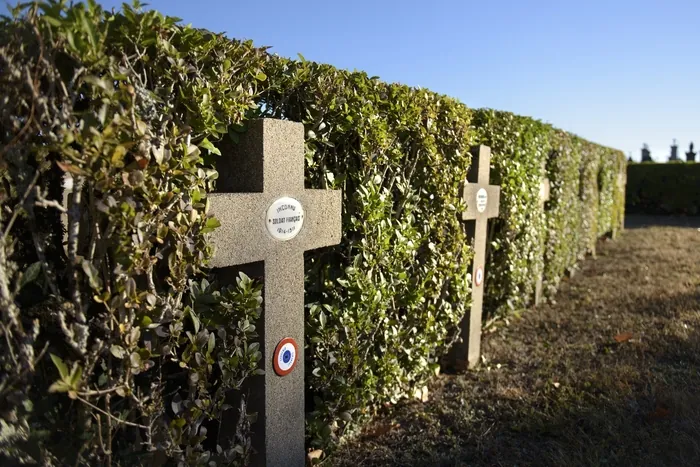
[0,2,626,464]
[1,3,268,465]
[626,162,700,215]
[260,58,475,446]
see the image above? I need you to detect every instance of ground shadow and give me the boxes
[329,291,700,467]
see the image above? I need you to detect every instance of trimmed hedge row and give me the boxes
[0,2,626,464]
[626,162,700,215]
[259,63,626,445]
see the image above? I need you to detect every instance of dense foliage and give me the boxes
[470,110,551,316]
[259,58,475,445]
[1,2,267,465]
[1,1,627,463]
[260,67,626,445]
[626,162,700,215]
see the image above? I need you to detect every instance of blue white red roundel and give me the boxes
[474,266,484,287]
[273,338,298,376]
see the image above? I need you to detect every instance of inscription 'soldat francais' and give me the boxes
[266,197,305,241]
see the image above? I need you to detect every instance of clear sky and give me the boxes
[70,1,700,160]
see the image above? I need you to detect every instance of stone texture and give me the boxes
[615,171,626,239]
[208,119,342,467]
[535,177,551,306]
[450,145,501,370]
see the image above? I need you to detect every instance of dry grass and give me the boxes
[328,226,700,467]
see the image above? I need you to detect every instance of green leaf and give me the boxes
[42,15,62,27]
[48,381,71,394]
[207,333,215,354]
[190,309,201,333]
[130,352,141,367]
[111,145,127,164]
[69,364,83,387]
[81,260,103,291]
[83,75,114,94]
[321,424,332,438]
[80,8,99,49]
[110,345,126,359]
[98,373,108,387]
[19,262,42,290]
[50,354,69,380]
[199,138,221,156]
[255,72,267,81]
[202,216,221,233]
[319,310,327,328]
[172,417,187,428]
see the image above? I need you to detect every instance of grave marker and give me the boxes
[614,170,626,238]
[450,145,501,370]
[535,176,551,306]
[208,119,342,466]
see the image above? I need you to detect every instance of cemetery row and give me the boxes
[0,3,625,466]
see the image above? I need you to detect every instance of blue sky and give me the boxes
[59,1,700,160]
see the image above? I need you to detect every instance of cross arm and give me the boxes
[207,192,268,268]
[297,189,343,251]
[462,183,501,220]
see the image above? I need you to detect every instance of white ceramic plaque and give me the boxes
[266,197,304,241]
[476,188,488,213]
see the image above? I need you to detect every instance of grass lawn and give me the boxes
[328,226,700,467]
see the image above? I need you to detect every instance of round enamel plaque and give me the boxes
[476,188,488,213]
[273,337,298,376]
[266,197,304,241]
[474,266,484,287]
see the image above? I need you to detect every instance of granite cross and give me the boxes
[450,145,501,370]
[207,119,342,467]
[615,171,626,238]
[535,176,551,306]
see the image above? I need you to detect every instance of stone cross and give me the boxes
[450,145,501,370]
[535,176,551,306]
[615,170,626,238]
[207,119,342,467]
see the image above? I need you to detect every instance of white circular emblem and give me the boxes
[474,266,484,287]
[476,188,488,213]
[266,197,304,241]
[273,338,298,376]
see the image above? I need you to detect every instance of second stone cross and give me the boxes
[450,145,501,370]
